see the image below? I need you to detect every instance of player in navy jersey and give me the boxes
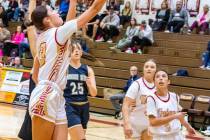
[64,42,97,140]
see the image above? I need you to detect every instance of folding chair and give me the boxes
[188,95,210,130]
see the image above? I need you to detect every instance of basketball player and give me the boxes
[122,59,157,140]
[147,70,196,140]
[64,42,97,140]
[28,0,106,139]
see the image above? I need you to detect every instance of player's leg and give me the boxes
[32,115,55,140]
[141,129,152,140]
[53,124,68,140]
[69,125,86,140]
[66,104,86,140]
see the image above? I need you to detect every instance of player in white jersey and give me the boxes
[122,59,157,140]
[28,0,106,139]
[147,70,196,140]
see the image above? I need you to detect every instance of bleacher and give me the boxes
[20,31,210,129]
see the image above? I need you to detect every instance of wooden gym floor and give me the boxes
[0,103,208,140]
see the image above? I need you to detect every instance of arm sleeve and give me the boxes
[56,19,78,45]
[147,96,157,117]
[142,26,152,38]
[125,81,139,100]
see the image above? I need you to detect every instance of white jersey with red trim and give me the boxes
[37,29,69,90]
[147,92,182,138]
[125,77,156,138]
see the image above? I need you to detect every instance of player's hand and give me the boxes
[124,123,133,139]
[174,112,186,120]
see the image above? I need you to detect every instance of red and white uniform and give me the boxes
[126,77,156,138]
[147,92,184,140]
[29,19,78,124]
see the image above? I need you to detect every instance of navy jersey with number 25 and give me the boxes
[64,64,89,103]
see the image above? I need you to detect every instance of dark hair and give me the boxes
[154,70,169,80]
[130,18,137,26]
[31,5,48,30]
[70,41,82,53]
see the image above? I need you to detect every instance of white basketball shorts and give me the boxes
[29,80,67,125]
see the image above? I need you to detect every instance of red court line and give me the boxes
[90,118,206,140]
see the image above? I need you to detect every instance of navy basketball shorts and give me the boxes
[65,103,90,129]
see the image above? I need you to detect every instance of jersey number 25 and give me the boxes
[70,82,84,95]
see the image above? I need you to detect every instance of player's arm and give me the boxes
[147,96,186,126]
[27,0,37,57]
[86,66,97,97]
[65,0,77,21]
[56,0,106,45]
[32,56,40,85]
[179,118,196,134]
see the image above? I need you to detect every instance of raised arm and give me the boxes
[66,0,77,21]
[56,0,106,45]
[27,0,37,58]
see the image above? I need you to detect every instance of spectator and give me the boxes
[19,37,29,58]
[110,18,138,52]
[110,66,139,119]
[0,5,8,26]
[106,0,120,14]
[131,20,154,54]
[0,23,10,42]
[152,1,170,31]
[84,0,100,40]
[166,1,188,33]
[1,0,9,11]
[189,4,210,35]
[56,0,69,21]
[6,0,19,21]
[0,23,10,54]
[9,56,23,68]
[96,6,120,43]
[76,0,87,17]
[4,26,24,57]
[120,1,132,27]
[200,41,210,70]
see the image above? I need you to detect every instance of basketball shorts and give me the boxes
[65,102,89,129]
[152,132,184,140]
[130,107,149,138]
[29,80,67,125]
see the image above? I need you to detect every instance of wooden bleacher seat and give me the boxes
[179,93,195,112]
[188,96,210,129]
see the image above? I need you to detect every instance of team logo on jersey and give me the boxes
[39,42,47,67]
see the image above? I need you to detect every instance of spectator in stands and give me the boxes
[96,6,120,43]
[19,37,29,58]
[84,0,100,40]
[6,0,19,21]
[9,56,23,68]
[106,0,120,14]
[4,26,24,57]
[189,4,210,35]
[152,1,170,31]
[110,18,139,53]
[1,0,9,11]
[0,5,8,27]
[131,20,154,54]
[0,23,10,54]
[56,0,69,21]
[120,1,132,27]
[76,0,87,17]
[110,66,139,119]
[0,23,10,42]
[166,1,188,33]
[200,41,210,70]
